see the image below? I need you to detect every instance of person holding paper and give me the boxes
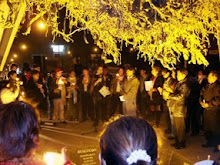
[90,66,107,126]
[121,67,140,116]
[110,67,125,116]
[146,65,164,128]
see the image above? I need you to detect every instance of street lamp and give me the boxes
[67,50,71,55]
[130,47,134,52]
[94,47,98,52]
[13,54,18,58]
[21,44,27,50]
[38,21,46,30]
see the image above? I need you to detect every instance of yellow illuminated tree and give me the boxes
[0,0,220,68]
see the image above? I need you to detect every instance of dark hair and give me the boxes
[100,116,157,165]
[33,64,40,69]
[31,70,39,76]
[209,70,219,79]
[7,71,16,78]
[0,102,39,161]
[162,68,171,74]
[10,64,18,70]
[177,68,188,76]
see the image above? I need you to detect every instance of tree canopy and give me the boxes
[1,0,220,68]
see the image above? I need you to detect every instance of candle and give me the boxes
[43,152,65,165]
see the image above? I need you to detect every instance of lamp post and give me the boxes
[20,44,27,50]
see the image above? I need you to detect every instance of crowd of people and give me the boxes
[0,102,219,165]
[0,62,219,153]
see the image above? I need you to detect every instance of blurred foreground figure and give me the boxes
[0,102,71,165]
[0,102,44,164]
[0,72,20,104]
[100,116,157,165]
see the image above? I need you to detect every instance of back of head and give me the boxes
[100,116,157,165]
[0,102,39,161]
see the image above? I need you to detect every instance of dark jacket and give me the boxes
[48,77,61,99]
[138,74,149,98]
[111,76,125,95]
[147,76,164,105]
[25,78,45,102]
[168,78,190,117]
[200,81,220,110]
[90,75,106,100]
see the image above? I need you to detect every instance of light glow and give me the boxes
[21,44,27,50]
[43,152,65,165]
[51,45,65,53]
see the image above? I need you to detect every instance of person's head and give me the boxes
[7,71,17,80]
[140,69,146,78]
[31,70,40,81]
[162,68,171,79]
[33,64,40,72]
[126,67,135,77]
[151,66,161,77]
[177,68,188,82]
[55,68,63,78]
[103,66,108,75]
[10,64,18,71]
[118,67,124,76]
[96,66,103,75]
[207,71,219,84]
[0,102,39,161]
[197,70,206,79]
[83,68,89,76]
[100,116,157,165]
[69,70,76,78]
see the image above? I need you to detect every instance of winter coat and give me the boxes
[200,81,220,111]
[168,78,190,117]
[122,76,140,100]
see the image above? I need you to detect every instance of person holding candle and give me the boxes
[0,101,72,165]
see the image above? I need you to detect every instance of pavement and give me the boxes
[37,114,220,165]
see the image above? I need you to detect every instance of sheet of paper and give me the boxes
[99,86,111,97]
[119,96,126,102]
[145,81,153,91]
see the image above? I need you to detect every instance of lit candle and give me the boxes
[43,152,65,165]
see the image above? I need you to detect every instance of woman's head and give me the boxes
[0,102,39,161]
[151,66,161,77]
[100,116,157,165]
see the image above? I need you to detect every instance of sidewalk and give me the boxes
[37,114,219,165]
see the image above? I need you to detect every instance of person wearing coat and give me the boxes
[200,70,220,152]
[138,68,150,119]
[165,68,190,149]
[121,67,140,117]
[147,66,164,127]
[78,68,93,121]
[90,66,108,126]
[110,67,125,116]
[48,68,67,122]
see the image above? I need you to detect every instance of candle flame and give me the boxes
[43,152,65,165]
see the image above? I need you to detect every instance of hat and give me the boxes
[55,68,63,73]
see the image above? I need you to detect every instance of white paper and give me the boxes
[99,86,111,97]
[145,81,153,91]
[119,96,126,102]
